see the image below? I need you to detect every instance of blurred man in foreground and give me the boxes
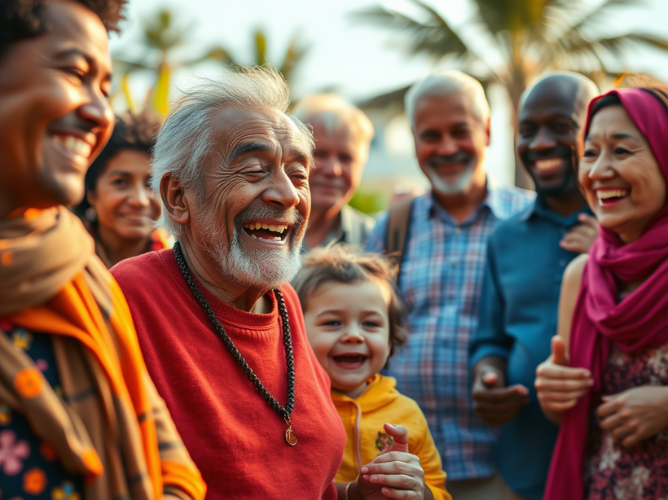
[470,72,599,500]
[0,1,204,498]
[366,70,534,500]
[292,94,375,250]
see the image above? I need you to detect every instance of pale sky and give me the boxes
[109,0,668,189]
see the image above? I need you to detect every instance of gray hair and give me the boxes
[151,67,313,236]
[404,70,490,129]
[292,94,375,144]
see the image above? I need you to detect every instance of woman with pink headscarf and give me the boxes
[535,86,668,500]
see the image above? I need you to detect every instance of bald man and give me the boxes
[292,94,375,250]
[470,72,600,500]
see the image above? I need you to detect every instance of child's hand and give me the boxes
[356,423,427,499]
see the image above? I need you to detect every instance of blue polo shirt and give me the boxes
[469,197,592,500]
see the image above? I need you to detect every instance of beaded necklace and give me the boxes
[173,241,297,446]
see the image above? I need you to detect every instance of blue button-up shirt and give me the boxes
[366,186,534,480]
[469,198,592,499]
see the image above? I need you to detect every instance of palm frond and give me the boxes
[279,32,308,84]
[351,1,468,60]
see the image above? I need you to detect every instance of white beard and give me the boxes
[193,203,304,291]
[426,162,475,196]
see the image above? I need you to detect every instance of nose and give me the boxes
[435,135,458,157]
[128,183,151,207]
[262,169,301,210]
[529,126,556,151]
[341,325,365,344]
[587,150,615,181]
[77,90,113,132]
[318,155,343,177]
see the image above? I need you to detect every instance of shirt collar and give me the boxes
[424,177,515,222]
[518,196,592,226]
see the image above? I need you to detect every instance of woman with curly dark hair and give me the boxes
[0,1,205,499]
[78,113,171,268]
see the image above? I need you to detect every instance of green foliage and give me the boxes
[113,7,308,115]
[348,190,389,215]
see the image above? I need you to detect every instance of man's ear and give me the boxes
[160,173,190,227]
[485,116,491,147]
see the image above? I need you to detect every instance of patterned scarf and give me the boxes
[0,207,205,500]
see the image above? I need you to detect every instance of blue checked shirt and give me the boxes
[366,185,535,480]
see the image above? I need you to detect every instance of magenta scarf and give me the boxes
[545,88,668,500]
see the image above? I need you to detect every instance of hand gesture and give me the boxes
[535,336,593,417]
[356,424,426,499]
[597,385,668,447]
[472,364,529,426]
[559,214,599,254]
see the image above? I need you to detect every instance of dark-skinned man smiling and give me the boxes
[470,72,600,500]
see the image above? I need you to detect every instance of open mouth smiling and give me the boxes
[595,188,629,206]
[332,354,368,369]
[242,222,290,242]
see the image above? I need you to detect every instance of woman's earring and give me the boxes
[85,207,97,222]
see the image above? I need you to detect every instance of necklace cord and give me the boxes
[173,241,295,419]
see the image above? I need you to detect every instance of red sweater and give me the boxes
[112,250,346,499]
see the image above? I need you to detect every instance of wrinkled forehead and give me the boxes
[211,105,313,162]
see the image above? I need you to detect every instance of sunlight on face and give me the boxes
[580,105,666,243]
[304,279,392,399]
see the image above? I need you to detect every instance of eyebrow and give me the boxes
[585,132,640,142]
[229,141,272,162]
[53,48,112,83]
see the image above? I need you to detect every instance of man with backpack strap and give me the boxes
[366,70,534,500]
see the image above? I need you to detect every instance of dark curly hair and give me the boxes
[76,112,161,215]
[1,0,127,58]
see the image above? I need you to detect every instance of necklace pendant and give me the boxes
[284,416,297,446]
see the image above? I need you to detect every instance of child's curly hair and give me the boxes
[1,0,127,58]
[294,245,408,358]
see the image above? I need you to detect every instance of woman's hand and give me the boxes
[355,423,429,500]
[535,336,593,423]
[597,385,668,447]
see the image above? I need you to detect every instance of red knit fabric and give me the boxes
[112,250,346,499]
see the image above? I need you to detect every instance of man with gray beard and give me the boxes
[366,70,534,500]
[112,69,430,500]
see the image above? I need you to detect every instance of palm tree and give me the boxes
[114,8,307,116]
[353,0,668,186]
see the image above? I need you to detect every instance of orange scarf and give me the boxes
[0,207,205,500]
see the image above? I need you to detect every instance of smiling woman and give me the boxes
[536,86,668,500]
[77,112,171,268]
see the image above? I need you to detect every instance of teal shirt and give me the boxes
[470,198,592,500]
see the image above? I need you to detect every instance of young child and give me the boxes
[294,246,450,500]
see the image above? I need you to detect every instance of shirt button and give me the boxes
[454,227,462,234]
[441,379,448,386]
[560,228,567,235]
[559,259,566,266]
[451,258,458,266]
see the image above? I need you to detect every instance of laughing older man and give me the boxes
[112,69,423,500]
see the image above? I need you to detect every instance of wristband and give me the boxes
[345,482,351,500]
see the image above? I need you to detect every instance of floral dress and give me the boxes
[0,319,83,499]
[586,342,668,500]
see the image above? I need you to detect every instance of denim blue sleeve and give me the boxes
[364,211,389,253]
[470,236,513,368]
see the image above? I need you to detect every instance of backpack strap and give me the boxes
[384,195,416,281]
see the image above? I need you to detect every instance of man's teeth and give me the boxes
[52,135,92,158]
[597,189,628,200]
[243,223,288,233]
[249,234,282,241]
[534,158,563,171]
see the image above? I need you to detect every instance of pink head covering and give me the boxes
[544,87,668,500]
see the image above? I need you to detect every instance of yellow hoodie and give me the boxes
[331,374,450,500]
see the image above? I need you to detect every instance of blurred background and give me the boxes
[108,0,668,214]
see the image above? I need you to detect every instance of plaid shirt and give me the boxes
[366,185,535,480]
